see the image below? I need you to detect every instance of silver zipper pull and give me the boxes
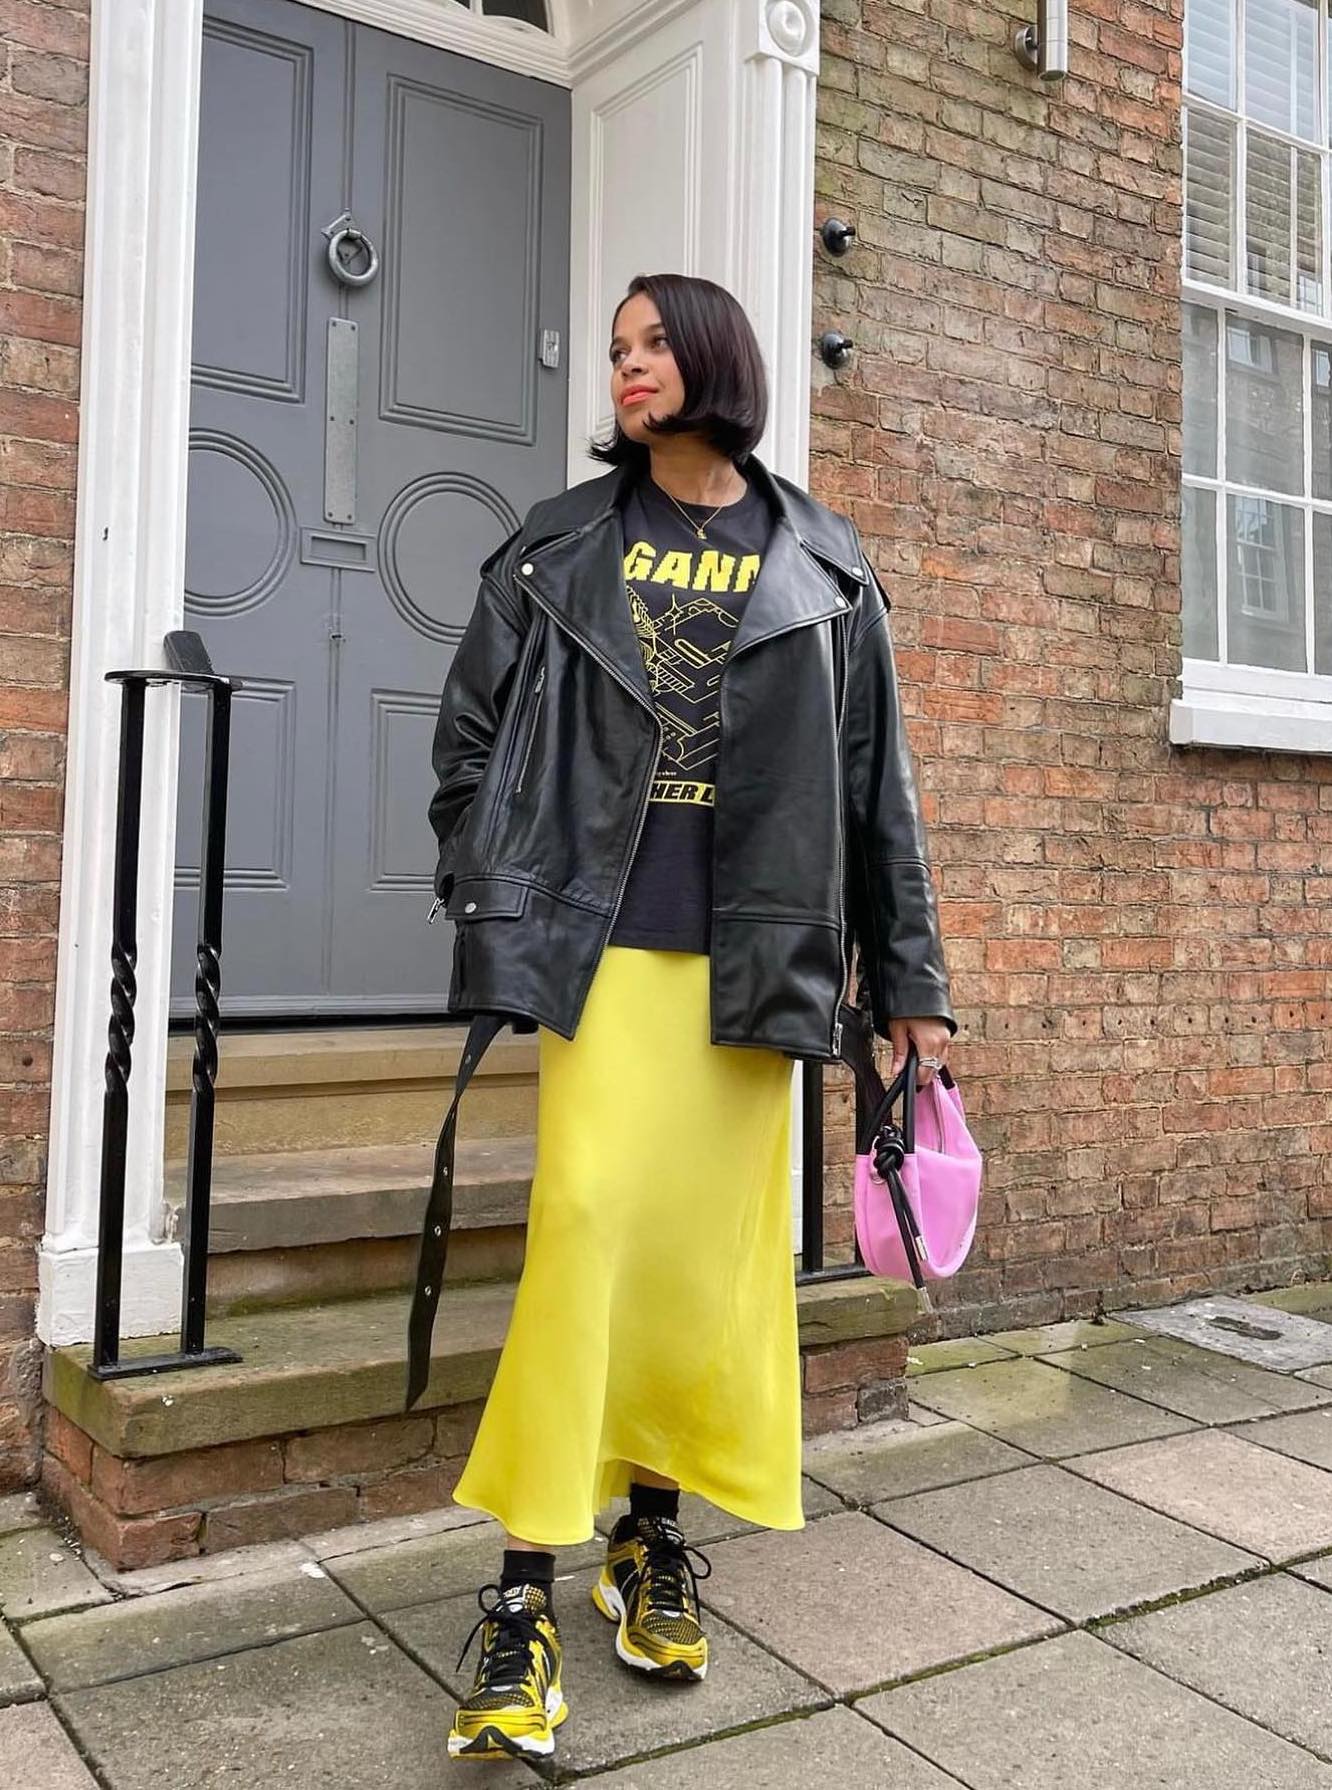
[426,896,444,925]
[832,1018,843,1057]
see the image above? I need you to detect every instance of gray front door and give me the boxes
[173,0,570,1016]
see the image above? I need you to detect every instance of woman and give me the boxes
[423,273,956,1763]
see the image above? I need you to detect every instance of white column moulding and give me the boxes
[39,0,205,1346]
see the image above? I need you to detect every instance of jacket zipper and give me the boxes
[512,664,545,796]
[511,564,664,951]
[831,615,852,1059]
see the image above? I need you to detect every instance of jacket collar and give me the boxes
[510,451,864,714]
[517,449,865,584]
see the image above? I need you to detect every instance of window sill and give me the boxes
[1170,688,1332,753]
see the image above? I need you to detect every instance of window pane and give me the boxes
[1246,132,1293,303]
[1226,494,1306,669]
[1186,0,1234,106]
[484,0,550,22]
[1313,511,1332,672]
[1183,305,1219,476]
[1226,316,1304,492]
[1245,0,1318,140]
[1296,150,1323,310]
[1183,484,1220,658]
[1312,341,1332,498]
[1184,110,1234,285]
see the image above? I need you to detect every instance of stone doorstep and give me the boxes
[37,1276,918,1570]
[164,1024,540,1096]
[44,1276,921,1462]
[162,1134,536,1253]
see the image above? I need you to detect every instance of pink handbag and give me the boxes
[837,1000,983,1313]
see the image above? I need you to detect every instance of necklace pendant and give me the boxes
[696,527,705,539]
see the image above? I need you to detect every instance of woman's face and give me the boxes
[608,293,685,444]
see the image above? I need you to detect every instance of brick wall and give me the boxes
[811,0,1331,1336]
[0,0,89,1487]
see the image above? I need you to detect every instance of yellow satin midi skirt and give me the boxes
[450,944,806,1546]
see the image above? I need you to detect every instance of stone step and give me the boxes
[163,1137,535,1311]
[165,1023,539,1160]
[48,1276,919,1460]
[42,1278,919,1567]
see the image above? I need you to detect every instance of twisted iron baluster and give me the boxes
[93,679,147,1372]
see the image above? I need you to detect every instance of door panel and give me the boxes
[175,0,570,1015]
[331,21,570,998]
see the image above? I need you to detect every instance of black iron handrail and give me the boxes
[91,629,242,1380]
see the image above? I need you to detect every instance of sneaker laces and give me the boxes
[636,1515,712,1618]
[454,1581,553,1688]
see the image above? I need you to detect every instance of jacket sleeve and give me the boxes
[428,565,529,904]
[843,554,957,1039]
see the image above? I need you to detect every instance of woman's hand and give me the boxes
[885,1016,952,1088]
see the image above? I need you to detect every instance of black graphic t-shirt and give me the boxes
[608,469,775,954]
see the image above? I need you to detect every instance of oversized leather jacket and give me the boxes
[426,449,956,1061]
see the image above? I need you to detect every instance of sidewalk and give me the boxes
[3,1282,1331,1788]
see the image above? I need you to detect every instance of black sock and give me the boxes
[499,1547,556,1612]
[628,1480,680,1524]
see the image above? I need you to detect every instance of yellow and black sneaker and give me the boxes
[447,1580,568,1761]
[591,1512,713,1681]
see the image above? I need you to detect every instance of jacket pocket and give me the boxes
[512,663,546,797]
[444,876,532,921]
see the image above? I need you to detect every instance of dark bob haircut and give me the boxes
[587,272,768,471]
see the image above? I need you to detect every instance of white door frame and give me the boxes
[40,0,821,1344]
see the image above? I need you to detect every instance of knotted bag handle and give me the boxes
[836,999,955,1307]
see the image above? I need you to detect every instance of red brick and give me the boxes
[803,1335,910,1394]
[284,1416,433,1483]
[91,1438,285,1517]
[358,1461,462,1523]
[45,1406,92,1481]
[42,1455,202,1571]
[801,1387,859,1438]
[201,1487,359,1554]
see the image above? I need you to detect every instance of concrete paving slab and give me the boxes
[90,1538,311,1598]
[303,1503,491,1561]
[1289,1552,1332,1590]
[595,1477,844,1546]
[1066,1427,1332,1562]
[858,1628,1332,1790]
[906,1355,1195,1457]
[1105,1572,1332,1756]
[584,1704,967,1788]
[985,1317,1149,1354]
[24,1560,362,1691]
[1244,1283,1332,1323]
[803,1413,1034,1504]
[1225,1406,1332,1472]
[906,1401,949,1426]
[384,1563,828,1778]
[1300,1364,1332,1390]
[905,1337,1016,1374]
[871,1463,1261,1622]
[1116,1293,1332,1372]
[695,1510,1062,1696]
[57,1621,520,1790]
[0,1619,41,1705]
[1038,1335,1332,1424]
[0,1493,42,1537]
[0,1700,99,1789]
[325,1515,603,1614]
[0,1528,112,1623]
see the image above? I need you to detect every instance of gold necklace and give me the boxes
[654,480,743,541]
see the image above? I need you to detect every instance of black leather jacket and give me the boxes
[427,450,956,1060]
